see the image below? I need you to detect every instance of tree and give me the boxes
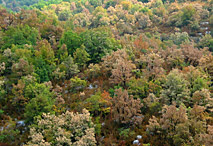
[143,93,161,115]
[168,5,196,27]
[89,0,102,8]
[198,34,213,52]
[25,109,96,146]
[58,9,71,21]
[127,77,149,99]
[135,12,152,29]
[169,32,189,46]
[160,69,190,106]
[102,49,136,87]
[70,76,87,92]
[24,93,55,124]
[183,66,210,95]
[192,89,213,113]
[91,6,109,28]
[73,45,90,69]
[138,52,165,79]
[11,58,33,78]
[39,21,63,42]
[102,49,129,74]
[199,125,213,146]
[73,13,91,27]
[180,5,196,26]
[56,44,68,64]
[0,8,14,31]
[181,44,204,66]
[112,88,143,125]
[33,40,56,82]
[147,104,210,146]
[81,27,121,63]
[2,24,38,50]
[12,76,54,114]
[59,30,82,55]
[60,55,79,79]
[147,104,189,146]
[0,76,6,103]
[110,55,136,87]
[33,57,55,82]
[199,54,213,78]
[35,40,55,65]
[160,45,184,70]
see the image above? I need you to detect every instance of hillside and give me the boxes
[0,0,213,145]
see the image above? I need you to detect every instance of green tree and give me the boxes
[56,44,68,64]
[2,24,38,50]
[33,57,55,82]
[24,93,55,124]
[81,27,121,63]
[127,78,149,99]
[59,30,82,55]
[181,5,196,26]
[198,34,213,52]
[70,76,87,92]
[60,55,79,79]
[160,69,190,106]
[73,45,90,69]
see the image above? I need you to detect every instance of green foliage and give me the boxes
[86,91,102,113]
[30,0,63,10]
[89,0,102,8]
[73,45,90,68]
[1,25,38,50]
[56,44,68,63]
[167,5,197,28]
[105,0,116,9]
[24,93,55,124]
[0,0,213,145]
[33,57,55,82]
[0,109,4,115]
[24,82,53,99]
[119,128,135,139]
[0,77,6,100]
[0,119,20,143]
[60,30,82,55]
[160,69,190,106]
[169,32,189,46]
[94,116,102,135]
[180,5,196,26]
[127,78,149,99]
[70,76,87,92]
[58,9,71,21]
[81,27,121,63]
[60,55,79,78]
[198,34,213,52]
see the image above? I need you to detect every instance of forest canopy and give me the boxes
[0,0,212,146]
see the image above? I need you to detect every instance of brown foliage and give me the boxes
[199,54,213,77]
[0,8,14,31]
[12,58,33,77]
[160,45,184,70]
[112,88,143,125]
[147,104,211,146]
[192,89,213,113]
[12,80,27,111]
[102,49,136,87]
[137,53,165,79]
[110,57,136,87]
[181,44,204,66]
